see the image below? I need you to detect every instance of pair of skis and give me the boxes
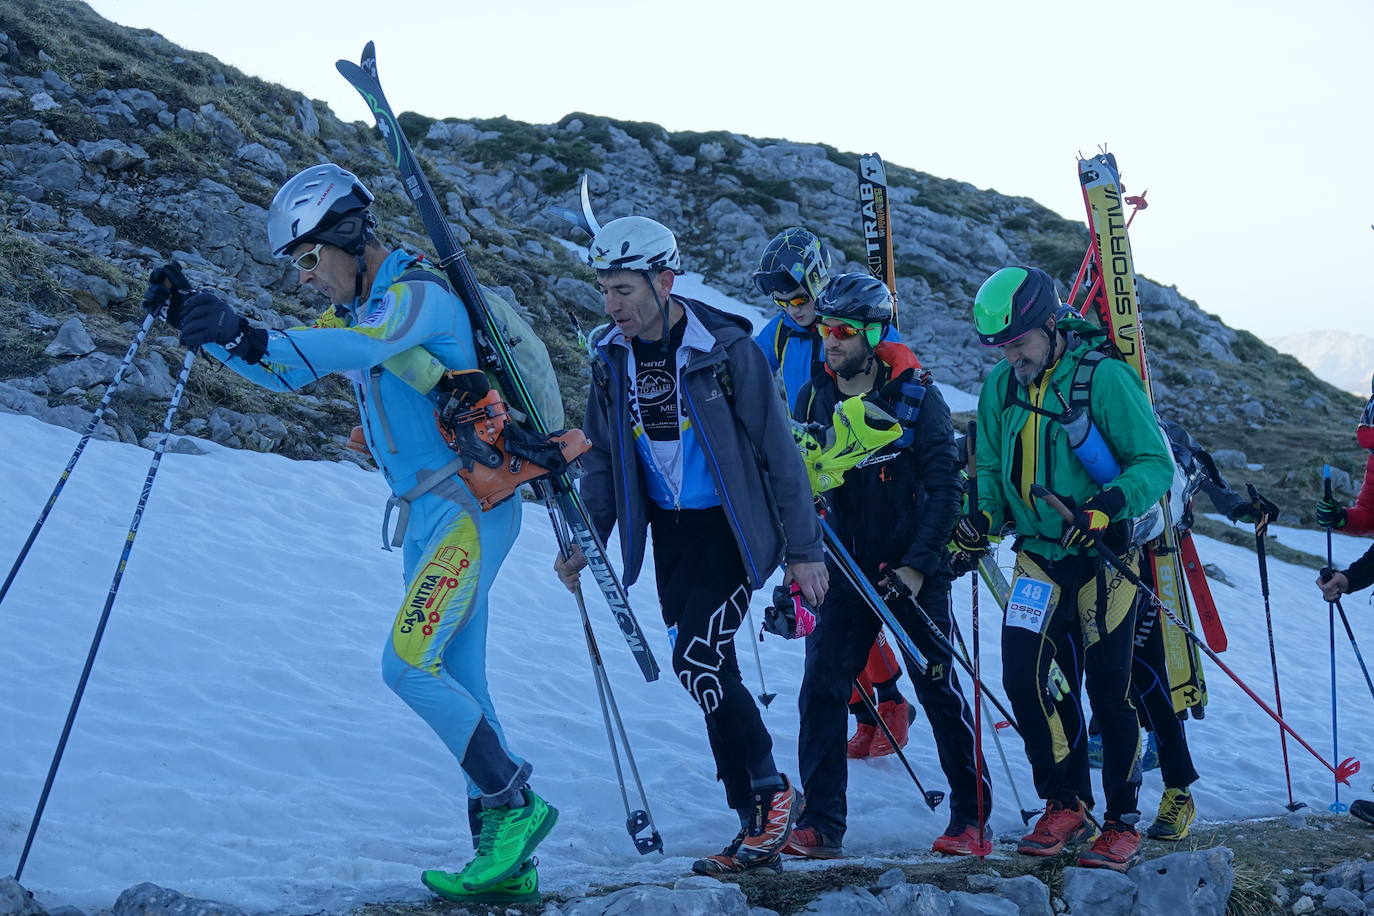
[1073,153,1216,717]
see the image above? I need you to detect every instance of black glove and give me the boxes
[1059,487,1126,550]
[142,261,191,326]
[1316,497,1348,530]
[952,510,992,555]
[179,291,267,363]
[1228,491,1279,525]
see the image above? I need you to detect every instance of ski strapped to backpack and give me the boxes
[857,153,899,330]
[1074,151,1207,717]
[336,42,659,684]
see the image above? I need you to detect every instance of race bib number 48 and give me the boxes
[1007,576,1054,633]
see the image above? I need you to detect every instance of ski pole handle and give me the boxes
[1032,484,1076,525]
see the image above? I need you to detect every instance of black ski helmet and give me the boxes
[815,272,894,348]
[973,266,1060,347]
[753,227,832,299]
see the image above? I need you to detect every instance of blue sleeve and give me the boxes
[261,281,475,376]
[881,324,901,343]
[199,343,325,392]
[754,315,782,374]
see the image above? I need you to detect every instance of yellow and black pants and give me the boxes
[1002,548,1142,822]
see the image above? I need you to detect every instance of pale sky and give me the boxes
[86,0,1372,339]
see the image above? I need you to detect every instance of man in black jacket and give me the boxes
[553,215,827,876]
[784,273,990,857]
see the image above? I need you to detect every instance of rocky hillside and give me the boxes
[0,0,1363,519]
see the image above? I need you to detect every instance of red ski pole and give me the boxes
[1033,484,1359,786]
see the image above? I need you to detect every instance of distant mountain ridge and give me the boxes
[1267,330,1374,396]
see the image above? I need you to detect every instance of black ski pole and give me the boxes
[966,419,991,855]
[549,509,662,855]
[1247,484,1303,812]
[0,267,183,606]
[744,606,776,708]
[948,616,1039,825]
[1032,483,1360,787]
[883,578,1019,734]
[15,348,197,882]
[337,43,660,684]
[816,511,929,675]
[1321,468,1374,707]
[853,679,944,811]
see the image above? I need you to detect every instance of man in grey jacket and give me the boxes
[554,215,827,876]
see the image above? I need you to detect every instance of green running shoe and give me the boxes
[460,790,558,891]
[422,857,539,904]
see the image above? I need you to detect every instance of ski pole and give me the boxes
[1,305,163,607]
[15,349,196,882]
[1322,466,1350,812]
[965,419,991,854]
[884,580,1019,735]
[743,606,776,708]
[816,511,928,675]
[1032,483,1360,786]
[853,679,944,811]
[339,44,660,685]
[1320,471,1374,708]
[950,617,1038,826]
[1331,601,1344,813]
[1247,484,1303,811]
[548,508,662,855]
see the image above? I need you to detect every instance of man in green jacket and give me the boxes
[953,267,1172,872]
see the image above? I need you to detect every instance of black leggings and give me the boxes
[799,574,989,839]
[1129,562,1199,790]
[1002,549,1141,822]
[651,505,775,811]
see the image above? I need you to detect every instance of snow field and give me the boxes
[2,410,1373,912]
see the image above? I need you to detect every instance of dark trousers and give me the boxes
[1002,549,1141,822]
[1130,564,1199,790]
[798,573,989,839]
[650,505,772,812]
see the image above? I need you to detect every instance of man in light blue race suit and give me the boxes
[172,162,553,902]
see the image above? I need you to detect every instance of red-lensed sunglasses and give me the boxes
[817,321,873,340]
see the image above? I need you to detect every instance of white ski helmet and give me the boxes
[268,163,375,258]
[586,216,683,275]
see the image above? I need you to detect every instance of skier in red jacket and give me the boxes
[1316,374,1374,534]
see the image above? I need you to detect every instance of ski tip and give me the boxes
[362,39,375,61]
[1323,463,1332,478]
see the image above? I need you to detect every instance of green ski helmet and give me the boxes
[973,266,1060,346]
